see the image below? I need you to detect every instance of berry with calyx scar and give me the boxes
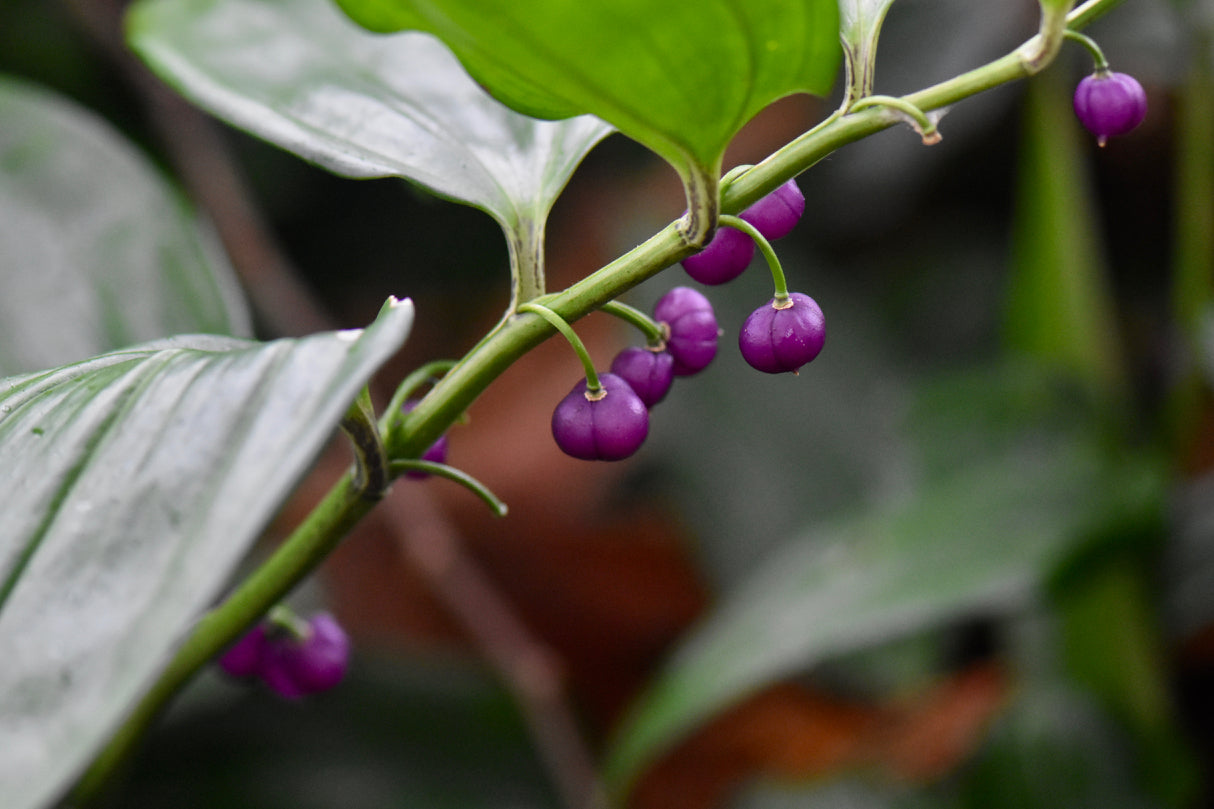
[552,373,649,461]
[739,293,826,374]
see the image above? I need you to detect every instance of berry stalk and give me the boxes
[518,301,603,394]
[718,215,789,302]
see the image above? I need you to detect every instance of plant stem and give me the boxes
[78,0,1127,796]
[395,0,1124,461]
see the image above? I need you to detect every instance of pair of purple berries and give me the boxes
[218,611,350,699]
[684,178,826,375]
[551,286,718,461]
[1073,70,1147,146]
[682,178,806,286]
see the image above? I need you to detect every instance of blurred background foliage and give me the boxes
[3,0,1214,807]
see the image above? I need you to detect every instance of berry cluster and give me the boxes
[551,286,718,461]
[550,175,826,462]
[681,179,805,285]
[218,610,350,699]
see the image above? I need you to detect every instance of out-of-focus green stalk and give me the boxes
[1170,26,1214,458]
[1004,66,1126,403]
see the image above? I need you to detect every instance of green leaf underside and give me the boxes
[603,367,1157,792]
[126,0,613,233]
[0,76,250,377]
[335,0,840,176]
[0,298,413,809]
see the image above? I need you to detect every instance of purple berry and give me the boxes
[551,373,649,461]
[218,624,268,679]
[610,347,675,407]
[681,223,755,285]
[739,292,826,374]
[740,179,805,241]
[654,287,719,376]
[1073,71,1147,146]
[259,613,351,699]
[403,399,449,479]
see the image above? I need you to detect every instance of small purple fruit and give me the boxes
[552,373,649,461]
[681,224,755,285]
[739,292,826,374]
[218,623,268,679]
[610,347,675,407]
[740,178,805,241]
[259,613,351,699]
[654,287,720,376]
[1073,71,1147,146]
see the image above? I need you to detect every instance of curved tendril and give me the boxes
[390,460,509,516]
[600,300,666,348]
[381,359,459,435]
[717,214,789,302]
[850,95,941,144]
[1063,29,1110,72]
[518,301,601,392]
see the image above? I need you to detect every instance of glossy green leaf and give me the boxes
[336,0,840,235]
[0,75,250,377]
[603,367,1158,794]
[0,297,413,809]
[127,0,613,301]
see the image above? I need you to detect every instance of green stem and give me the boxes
[720,0,1113,215]
[506,215,548,311]
[1063,29,1109,71]
[393,0,1121,463]
[389,459,509,517]
[1022,1,1077,74]
[718,215,788,301]
[678,160,721,248]
[600,300,666,347]
[78,1,1128,797]
[517,301,602,392]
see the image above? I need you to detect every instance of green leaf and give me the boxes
[0,297,413,809]
[603,366,1155,795]
[0,76,250,376]
[335,0,840,240]
[127,0,613,302]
